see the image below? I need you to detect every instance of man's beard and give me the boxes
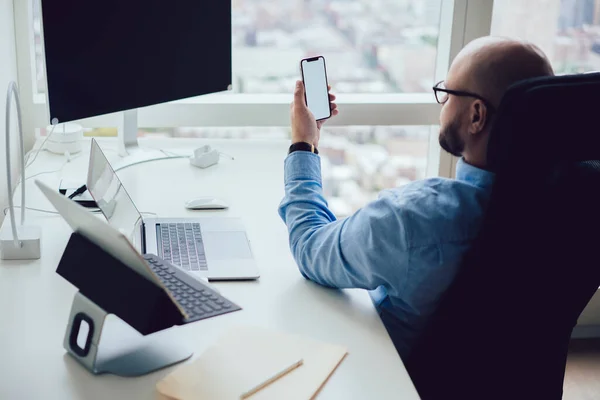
[438,120,465,157]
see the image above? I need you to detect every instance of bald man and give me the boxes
[278,37,554,359]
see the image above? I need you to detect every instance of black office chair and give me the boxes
[406,73,600,400]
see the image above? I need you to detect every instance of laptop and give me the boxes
[35,179,242,325]
[86,139,259,281]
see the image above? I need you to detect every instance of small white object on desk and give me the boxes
[0,224,41,260]
[184,197,229,210]
[45,122,83,155]
[189,145,220,168]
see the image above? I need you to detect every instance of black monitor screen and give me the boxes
[40,0,232,123]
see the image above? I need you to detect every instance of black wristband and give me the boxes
[288,142,318,155]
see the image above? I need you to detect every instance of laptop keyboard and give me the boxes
[143,254,241,322]
[158,223,208,271]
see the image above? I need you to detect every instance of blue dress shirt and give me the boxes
[278,151,495,359]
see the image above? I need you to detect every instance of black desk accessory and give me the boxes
[59,180,97,208]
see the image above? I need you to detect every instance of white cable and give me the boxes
[3,206,103,216]
[24,122,58,169]
[5,81,25,248]
[9,148,81,198]
[160,150,235,160]
[113,155,188,172]
[4,206,59,216]
[160,149,235,161]
[219,151,235,160]
[24,163,69,181]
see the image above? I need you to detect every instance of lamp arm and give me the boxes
[5,81,26,248]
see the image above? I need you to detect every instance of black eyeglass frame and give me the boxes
[432,80,496,112]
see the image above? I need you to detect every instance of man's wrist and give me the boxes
[284,146,323,185]
[289,142,319,155]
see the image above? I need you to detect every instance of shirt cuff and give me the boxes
[284,151,322,185]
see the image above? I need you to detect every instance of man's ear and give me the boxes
[469,100,487,135]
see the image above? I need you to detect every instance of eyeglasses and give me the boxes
[432,80,495,111]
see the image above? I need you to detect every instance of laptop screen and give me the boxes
[87,139,144,252]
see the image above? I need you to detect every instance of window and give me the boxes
[32,0,442,95]
[320,125,432,216]
[232,0,441,93]
[31,0,44,94]
[491,0,600,74]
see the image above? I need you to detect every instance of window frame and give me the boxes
[12,0,496,178]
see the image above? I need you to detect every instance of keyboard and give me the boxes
[143,253,241,322]
[158,222,208,272]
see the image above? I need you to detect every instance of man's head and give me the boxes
[438,36,554,168]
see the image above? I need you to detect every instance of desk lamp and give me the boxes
[0,82,42,260]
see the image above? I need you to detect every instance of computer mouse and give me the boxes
[184,197,229,210]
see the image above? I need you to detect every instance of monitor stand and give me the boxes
[118,109,140,157]
[116,109,177,170]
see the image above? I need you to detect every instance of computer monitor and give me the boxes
[40,1,232,124]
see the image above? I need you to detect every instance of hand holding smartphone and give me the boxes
[300,56,332,121]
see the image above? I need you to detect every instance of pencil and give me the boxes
[240,359,304,399]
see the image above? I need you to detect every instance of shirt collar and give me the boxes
[455,158,495,189]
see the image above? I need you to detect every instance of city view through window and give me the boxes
[32,0,600,215]
[33,0,442,95]
[492,0,600,75]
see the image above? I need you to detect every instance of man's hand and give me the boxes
[290,80,338,148]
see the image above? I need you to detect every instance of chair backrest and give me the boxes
[406,73,600,400]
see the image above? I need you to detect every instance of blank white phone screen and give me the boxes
[302,57,330,121]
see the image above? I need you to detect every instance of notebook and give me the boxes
[156,326,348,400]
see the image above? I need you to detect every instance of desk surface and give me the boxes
[0,137,420,400]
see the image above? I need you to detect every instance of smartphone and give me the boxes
[300,56,332,121]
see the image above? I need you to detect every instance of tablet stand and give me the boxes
[57,231,193,376]
[64,292,192,376]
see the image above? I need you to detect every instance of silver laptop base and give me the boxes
[64,292,192,376]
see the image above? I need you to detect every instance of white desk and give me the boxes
[0,137,420,400]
